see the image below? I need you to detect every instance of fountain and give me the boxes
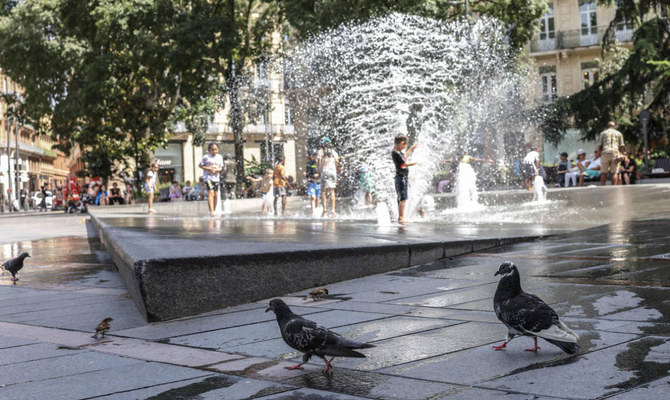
[285,13,536,221]
[532,175,548,203]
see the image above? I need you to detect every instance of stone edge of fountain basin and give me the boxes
[88,212,543,322]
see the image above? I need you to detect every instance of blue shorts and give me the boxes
[144,184,153,194]
[395,175,408,204]
[307,181,321,198]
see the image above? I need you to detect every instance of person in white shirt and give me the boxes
[199,143,224,216]
[144,162,159,214]
[578,148,602,186]
[522,146,540,191]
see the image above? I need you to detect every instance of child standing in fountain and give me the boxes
[199,143,224,217]
[392,134,418,224]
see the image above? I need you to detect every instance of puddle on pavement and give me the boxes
[145,375,289,399]
[606,337,670,391]
[283,368,386,398]
[0,236,119,288]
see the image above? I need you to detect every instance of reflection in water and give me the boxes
[607,337,670,390]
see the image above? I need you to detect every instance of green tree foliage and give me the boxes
[543,1,669,147]
[279,0,547,51]
[0,0,224,182]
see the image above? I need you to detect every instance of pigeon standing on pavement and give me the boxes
[2,252,30,282]
[493,261,580,354]
[92,317,113,339]
[306,288,329,301]
[266,298,374,375]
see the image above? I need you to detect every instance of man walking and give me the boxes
[599,121,625,186]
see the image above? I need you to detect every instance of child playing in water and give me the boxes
[391,134,418,224]
[246,169,274,216]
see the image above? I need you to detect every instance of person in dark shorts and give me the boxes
[391,134,418,224]
[199,143,224,217]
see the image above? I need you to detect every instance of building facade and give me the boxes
[155,32,298,190]
[1,74,74,208]
[525,0,636,163]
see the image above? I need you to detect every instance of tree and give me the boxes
[540,1,669,149]
[0,0,225,183]
[279,0,547,51]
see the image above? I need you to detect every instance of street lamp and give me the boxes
[445,0,469,20]
[3,76,12,211]
[639,109,650,173]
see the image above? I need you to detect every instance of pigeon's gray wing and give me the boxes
[498,292,556,334]
[282,317,371,358]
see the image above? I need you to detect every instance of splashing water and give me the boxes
[454,162,481,209]
[532,175,548,203]
[286,13,536,220]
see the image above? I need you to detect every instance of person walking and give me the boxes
[599,121,625,186]
[304,150,321,215]
[199,143,224,217]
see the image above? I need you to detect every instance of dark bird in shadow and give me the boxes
[266,298,374,375]
[2,252,30,282]
[305,288,329,301]
[92,318,113,339]
[493,261,580,354]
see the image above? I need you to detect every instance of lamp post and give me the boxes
[639,109,650,173]
[3,76,12,211]
[445,0,469,20]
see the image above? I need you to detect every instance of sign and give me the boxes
[156,159,173,166]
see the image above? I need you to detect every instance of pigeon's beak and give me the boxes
[494,270,500,276]
[265,306,272,313]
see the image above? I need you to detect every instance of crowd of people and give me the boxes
[525,121,634,190]
[133,121,635,220]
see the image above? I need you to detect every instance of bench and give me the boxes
[644,158,670,178]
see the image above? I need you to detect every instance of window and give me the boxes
[579,1,598,46]
[284,104,293,125]
[539,66,557,101]
[539,3,555,40]
[615,1,633,31]
[581,62,599,89]
[260,142,284,164]
[257,61,268,81]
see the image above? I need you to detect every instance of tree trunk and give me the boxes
[229,79,245,194]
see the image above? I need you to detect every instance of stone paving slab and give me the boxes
[0,361,213,400]
[379,329,639,385]
[478,336,670,399]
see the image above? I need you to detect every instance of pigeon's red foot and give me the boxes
[492,342,507,351]
[285,364,304,370]
[524,345,541,352]
[321,356,335,375]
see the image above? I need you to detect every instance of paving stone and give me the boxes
[434,387,556,399]
[0,350,142,386]
[0,342,80,366]
[0,334,37,349]
[282,368,458,400]
[478,336,670,399]
[607,377,670,400]
[256,387,370,399]
[0,361,212,399]
[380,330,638,385]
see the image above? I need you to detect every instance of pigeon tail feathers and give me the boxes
[544,338,581,354]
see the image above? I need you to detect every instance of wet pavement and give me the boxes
[1,184,670,399]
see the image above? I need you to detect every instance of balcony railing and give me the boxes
[530,25,634,53]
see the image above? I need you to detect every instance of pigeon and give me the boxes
[92,317,113,339]
[266,298,374,374]
[493,261,580,354]
[2,252,30,282]
[305,288,329,301]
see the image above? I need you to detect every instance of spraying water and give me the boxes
[285,13,536,220]
[532,175,548,203]
[454,159,481,209]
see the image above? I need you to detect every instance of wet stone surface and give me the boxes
[2,196,670,398]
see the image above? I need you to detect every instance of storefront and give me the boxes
[154,143,184,184]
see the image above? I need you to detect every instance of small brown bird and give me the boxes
[92,318,113,339]
[306,288,329,301]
